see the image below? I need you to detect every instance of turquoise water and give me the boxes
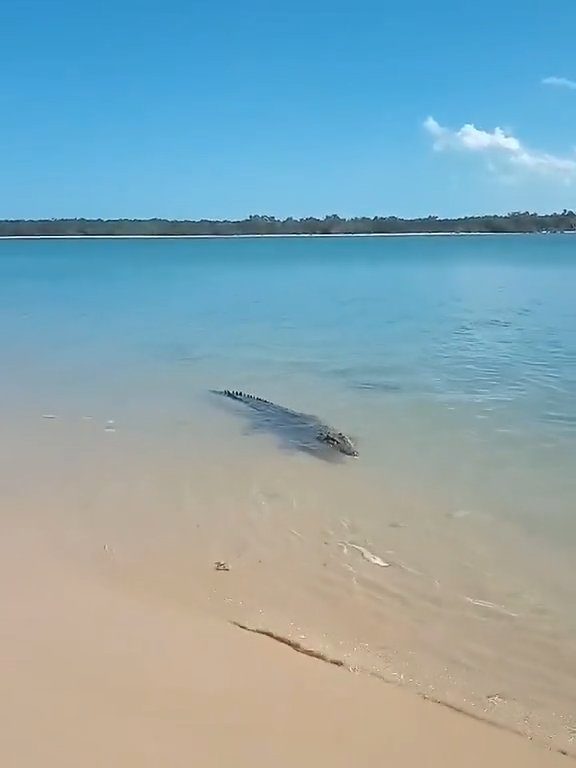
[2,235,575,535]
[1,234,576,748]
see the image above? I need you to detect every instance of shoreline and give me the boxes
[0,231,574,240]
[1,529,570,767]
[3,404,575,757]
[2,237,575,765]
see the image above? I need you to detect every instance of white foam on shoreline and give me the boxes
[340,542,391,568]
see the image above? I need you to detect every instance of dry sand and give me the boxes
[1,527,568,768]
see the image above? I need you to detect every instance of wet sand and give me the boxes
[2,527,568,768]
[1,410,575,756]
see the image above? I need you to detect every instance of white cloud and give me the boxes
[424,116,520,152]
[542,76,576,90]
[423,116,576,181]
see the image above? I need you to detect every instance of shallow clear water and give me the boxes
[1,235,576,750]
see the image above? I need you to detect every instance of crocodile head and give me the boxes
[318,429,358,457]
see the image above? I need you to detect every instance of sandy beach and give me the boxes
[2,526,569,768]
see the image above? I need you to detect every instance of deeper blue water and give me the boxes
[1,234,576,747]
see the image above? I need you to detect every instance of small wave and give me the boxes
[465,597,519,618]
[231,622,345,667]
[542,411,576,426]
[479,318,513,328]
[351,381,403,392]
[340,542,391,568]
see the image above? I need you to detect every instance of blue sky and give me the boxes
[2,0,576,219]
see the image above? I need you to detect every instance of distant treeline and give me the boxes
[1,211,576,237]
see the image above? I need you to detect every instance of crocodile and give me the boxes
[212,390,358,458]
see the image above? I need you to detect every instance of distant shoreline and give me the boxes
[1,231,574,240]
[3,212,575,239]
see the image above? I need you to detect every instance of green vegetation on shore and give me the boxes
[1,211,576,237]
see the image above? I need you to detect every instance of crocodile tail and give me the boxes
[213,389,273,406]
[218,389,249,401]
[211,389,239,399]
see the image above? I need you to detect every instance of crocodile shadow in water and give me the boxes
[211,390,358,462]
